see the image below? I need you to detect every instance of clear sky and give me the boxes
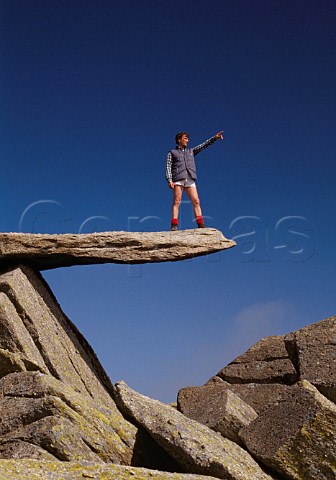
[1,0,336,402]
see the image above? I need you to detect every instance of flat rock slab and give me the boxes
[114,381,273,480]
[0,460,218,480]
[240,380,336,479]
[0,230,236,270]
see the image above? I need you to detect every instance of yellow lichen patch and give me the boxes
[0,459,218,480]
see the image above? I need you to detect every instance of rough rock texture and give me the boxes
[177,384,257,445]
[205,377,292,413]
[285,316,336,403]
[217,335,298,385]
[0,265,116,404]
[0,371,133,463]
[114,381,273,480]
[0,230,236,270]
[0,371,178,470]
[0,460,218,480]
[240,380,336,480]
[0,266,176,468]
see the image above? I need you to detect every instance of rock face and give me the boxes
[114,381,273,480]
[0,266,117,405]
[0,230,236,270]
[0,371,133,463]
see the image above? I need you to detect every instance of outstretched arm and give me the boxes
[165,151,174,188]
[193,130,224,155]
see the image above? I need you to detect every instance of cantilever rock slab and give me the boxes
[0,230,235,271]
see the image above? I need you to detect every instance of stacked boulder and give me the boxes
[0,231,334,479]
[177,317,336,479]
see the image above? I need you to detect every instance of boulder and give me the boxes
[285,316,336,403]
[216,335,298,384]
[0,371,131,463]
[0,371,178,469]
[0,459,218,480]
[177,384,257,445]
[240,380,336,480]
[0,230,236,270]
[114,381,274,480]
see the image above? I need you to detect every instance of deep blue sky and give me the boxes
[1,0,336,402]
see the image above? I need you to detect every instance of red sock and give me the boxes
[171,218,178,225]
[196,215,204,225]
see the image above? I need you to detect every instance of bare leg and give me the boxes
[172,185,184,219]
[185,186,202,218]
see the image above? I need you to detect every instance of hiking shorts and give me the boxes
[173,178,196,188]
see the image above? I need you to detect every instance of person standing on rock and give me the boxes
[165,130,224,230]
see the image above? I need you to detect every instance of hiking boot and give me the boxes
[171,224,178,231]
[197,223,207,228]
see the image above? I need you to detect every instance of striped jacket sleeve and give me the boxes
[192,136,217,156]
[165,151,173,183]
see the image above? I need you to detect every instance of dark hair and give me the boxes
[175,131,189,144]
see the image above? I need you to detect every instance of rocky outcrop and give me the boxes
[0,230,236,270]
[175,317,336,479]
[0,266,176,470]
[114,381,274,480]
[0,230,335,480]
[240,380,336,479]
[205,317,336,405]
